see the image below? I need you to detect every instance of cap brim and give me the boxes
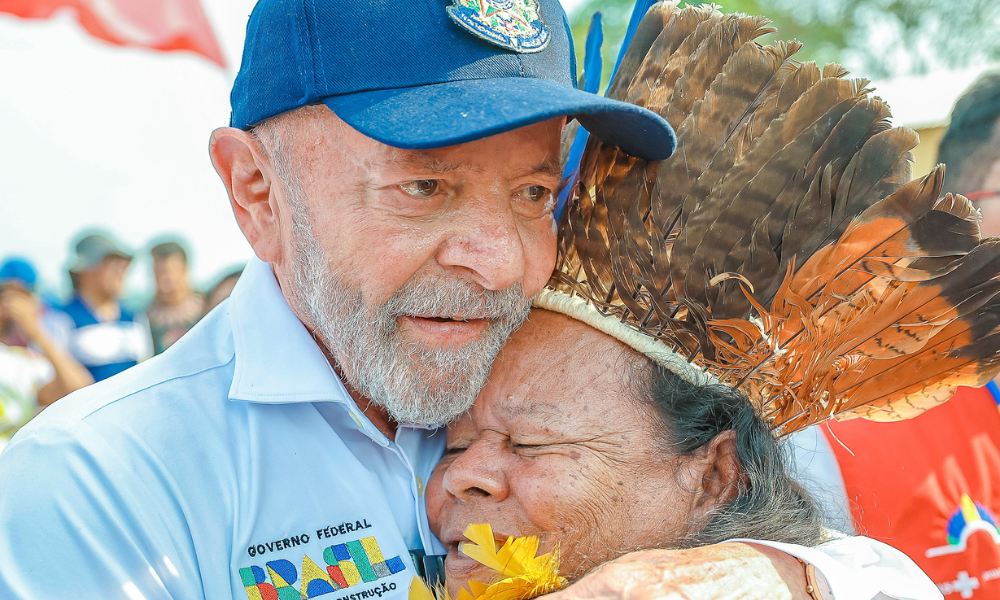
[322,78,676,161]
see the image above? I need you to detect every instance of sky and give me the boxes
[0,0,978,302]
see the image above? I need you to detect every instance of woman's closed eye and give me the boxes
[509,441,561,457]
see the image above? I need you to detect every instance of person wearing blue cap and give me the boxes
[0,257,41,349]
[0,257,93,448]
[0,257,67,350]
[0,1,923,599]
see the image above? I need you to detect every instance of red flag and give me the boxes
[0,0,226,67]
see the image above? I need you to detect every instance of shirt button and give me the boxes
[416,476,425,497]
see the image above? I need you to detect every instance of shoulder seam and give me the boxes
[76,352,237,421]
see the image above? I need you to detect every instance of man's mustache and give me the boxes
[384,278,531,323]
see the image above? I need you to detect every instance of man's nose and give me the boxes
[442,442,510,503]
[436,196,525,292]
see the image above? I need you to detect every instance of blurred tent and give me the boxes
[0,0,225,67]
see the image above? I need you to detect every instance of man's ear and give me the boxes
[209,127,283,263]
[686,430,744,523]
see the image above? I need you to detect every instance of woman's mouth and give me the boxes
[442,530,511,580]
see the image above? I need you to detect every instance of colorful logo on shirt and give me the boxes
[447,0,550,53]
[927,494,1000,558]
[240,535,406,600]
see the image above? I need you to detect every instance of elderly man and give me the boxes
[0,1,934,599]
[0,1,675,598]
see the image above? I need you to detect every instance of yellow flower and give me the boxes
[408,524,568,600]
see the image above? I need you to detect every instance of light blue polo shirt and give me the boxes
[0,258,446,600]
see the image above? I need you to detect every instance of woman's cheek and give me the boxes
[509,459,582,525]
[425,466,449,536]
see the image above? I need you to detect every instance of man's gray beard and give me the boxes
[286,197,532,427]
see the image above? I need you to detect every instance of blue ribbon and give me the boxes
[986,380,1000,407]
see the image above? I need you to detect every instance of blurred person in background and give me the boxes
[146,240,205,354]
[939,71,1000,236]
[60,232,152,382]
[202,267,242,315]
[792,71,1000,599]
[0,257,72,348]
[0,259,93,449]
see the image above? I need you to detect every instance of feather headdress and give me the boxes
[540,1,1000,435]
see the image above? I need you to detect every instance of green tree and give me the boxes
[571,0,1000,89]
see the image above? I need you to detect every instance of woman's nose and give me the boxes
[441,441,510,502]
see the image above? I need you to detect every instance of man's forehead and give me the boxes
[287,109,563,169]
[385,150,485,174]
[384,148,562,178]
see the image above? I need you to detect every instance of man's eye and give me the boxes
[400,180,440,198]
[520,185,550,203]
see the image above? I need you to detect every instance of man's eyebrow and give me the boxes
[526,157,562,180]
[388,151,473,174]
[384,153,562,178]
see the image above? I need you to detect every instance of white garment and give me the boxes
[0,343,53,443]
[68,318,153,366]
[0,258,942,600]
[742,531,943,600]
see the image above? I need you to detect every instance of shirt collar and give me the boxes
[228,257,352,405]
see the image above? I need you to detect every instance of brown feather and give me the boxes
[624,4,722,110]
[676,58,818,244]
[681,94,865,307]
[606,1,681,101]
[659,15,776,127]
[670,77,869,300]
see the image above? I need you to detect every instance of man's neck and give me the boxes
[156,288,192,307]
[77,289,119,321]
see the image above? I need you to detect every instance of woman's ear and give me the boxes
[686,430,744,523]
[209,127,283,263]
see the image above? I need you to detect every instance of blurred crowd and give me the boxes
[0,234,242,448]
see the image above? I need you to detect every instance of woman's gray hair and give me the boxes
[636,364,825,548]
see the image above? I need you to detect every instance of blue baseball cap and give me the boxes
[230,0,676,161]
[0,257,38,291]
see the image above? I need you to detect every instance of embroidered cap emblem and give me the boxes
[447,0,551,53]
